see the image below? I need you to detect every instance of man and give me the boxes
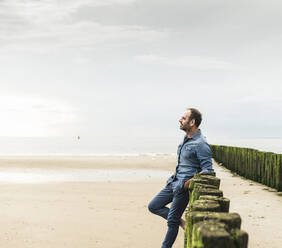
[148,108,214,248]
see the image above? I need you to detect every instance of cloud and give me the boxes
[0,0,135,21]
[1,0,157,54]
[0,23,165,57]
[0,10,165,54]
[69,0,282,61]
[134,54,234,70]
[69,0,282,31]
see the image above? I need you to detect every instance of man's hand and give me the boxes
[183,179,191,189]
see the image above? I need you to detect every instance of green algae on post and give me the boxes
[184,169,248,248]
[199,195,230,213]
[210,145,282,191]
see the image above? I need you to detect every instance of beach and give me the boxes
[0,156,281,248]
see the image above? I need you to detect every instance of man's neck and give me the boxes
[186,128,199,138]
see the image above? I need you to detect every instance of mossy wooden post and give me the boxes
[189,187,223,206]
[235,147,239,172]
[268,153,273,187]
[246,149,249,179]
[254,150,258,182]
[185,210,247,248]
[250,149,256,181]
[191,220,248,248]
[199,195,230,213]
[278,154,282,191]
[233,229,249,248]
[188,174,221,206]
[274,154,279,190]
[271,154,276,188]
[259,151,265,184]
[192,221,233,248]
[264,152,270,186]
[196,175,220,188]
[190,199,221,212]
[240,147,244,176]
[185,174,223,248]
[243,148,247,178]
[254,150,259,181]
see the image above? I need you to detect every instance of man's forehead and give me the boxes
[183,110,191,118]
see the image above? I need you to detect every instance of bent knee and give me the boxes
[148,201,158,214]
[167,218,180,228]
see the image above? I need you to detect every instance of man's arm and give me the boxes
[196,142,214,174]
[183,142,214,189]
[183,143,213,189]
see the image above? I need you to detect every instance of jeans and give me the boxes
[148,179,189,248]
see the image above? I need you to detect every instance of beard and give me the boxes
[180,124,192,132]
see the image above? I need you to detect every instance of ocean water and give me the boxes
[0,136,281,156]
[0,136,177,156]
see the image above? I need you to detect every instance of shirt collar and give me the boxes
[185,129,201,141]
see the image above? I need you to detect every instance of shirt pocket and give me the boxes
[183,145,196,159]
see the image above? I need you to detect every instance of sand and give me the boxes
[0,156,281,248]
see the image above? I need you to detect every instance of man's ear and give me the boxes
[190,119,195,126]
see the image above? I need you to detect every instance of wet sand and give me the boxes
[0,156,281,247]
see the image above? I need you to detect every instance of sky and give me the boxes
[0,0,282,143]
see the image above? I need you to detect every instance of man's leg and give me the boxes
[161,188,189,248]
[148,184,173,220]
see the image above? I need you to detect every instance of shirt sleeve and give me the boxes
[196,142,214,174]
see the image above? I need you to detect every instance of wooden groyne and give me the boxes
[210,145,282,191]
[184,173,248,248]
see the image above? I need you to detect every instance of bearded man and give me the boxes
[148,108,214,248]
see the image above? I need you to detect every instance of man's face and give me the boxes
[179,110,193,132]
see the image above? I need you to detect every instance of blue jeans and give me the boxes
[148,180,189,248]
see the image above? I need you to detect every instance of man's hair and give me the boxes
[187,108,202,127]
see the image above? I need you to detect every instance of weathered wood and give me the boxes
[210,144,282,192]
[199,195,230,213]
[184,165,249,248]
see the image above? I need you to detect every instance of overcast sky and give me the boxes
[0,0,282,141]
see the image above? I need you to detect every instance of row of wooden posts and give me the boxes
[184,173,248,248]
[184,144,282,247]
[210,145,282,191]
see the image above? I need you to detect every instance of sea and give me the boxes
[0,136,281,156]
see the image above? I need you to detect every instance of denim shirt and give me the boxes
[166,129,214,192]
